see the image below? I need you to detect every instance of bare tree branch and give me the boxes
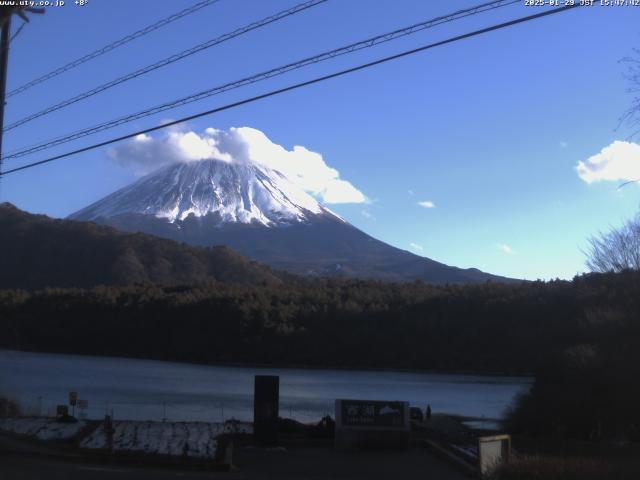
[586,214,640,272]
[620,48,640,139]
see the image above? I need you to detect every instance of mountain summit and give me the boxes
[70,159,338,226]
[70,159,515,284]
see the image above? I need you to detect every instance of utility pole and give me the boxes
[0,7,43,190]
[0,13,11,181]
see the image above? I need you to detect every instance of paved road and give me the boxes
[0,454,236,480]
[234,446,470,480]
[0,447,468,480]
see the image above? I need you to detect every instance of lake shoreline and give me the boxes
[0,348,532,424]
[0,348,534,380]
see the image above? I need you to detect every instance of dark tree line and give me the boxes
[1,272,639,425]
[0,279,561,372]
[505,271,640,440]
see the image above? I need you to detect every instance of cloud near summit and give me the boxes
[108,126,367,204]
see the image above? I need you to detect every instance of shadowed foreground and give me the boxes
[0,432,466,480]
[0,448,467,480]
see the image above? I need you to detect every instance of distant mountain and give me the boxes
[70,158,515,284]
[0,203,284,290]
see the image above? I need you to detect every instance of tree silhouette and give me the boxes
[621,48,640,138]
[586,214,640,272]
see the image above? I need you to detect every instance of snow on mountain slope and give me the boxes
[70,159,338,226]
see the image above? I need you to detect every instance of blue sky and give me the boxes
[1,0,639,280]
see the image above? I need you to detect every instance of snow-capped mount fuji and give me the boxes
[70,158,515,284]
[71,159,338,227]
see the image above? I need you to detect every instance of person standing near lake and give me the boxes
[426,404,432,420]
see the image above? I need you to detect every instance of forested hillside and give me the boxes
[0,203,284,289]
[1,271,637,377]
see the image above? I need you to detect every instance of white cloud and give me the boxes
[417,200,435,209]
[108,126,367,204]
[361,210,375,220]
[576,140,640,184]
[409,242,423,252]
[498,243,514,255]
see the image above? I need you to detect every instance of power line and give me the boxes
[3,0,519,160]
[0,4,581,177]
[3,0,328,133]
[5,0,223,99]
[617,179,639,190]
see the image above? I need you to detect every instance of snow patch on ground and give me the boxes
[0,417,86,440]
[79,420,251,459]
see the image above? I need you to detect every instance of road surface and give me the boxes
[1,448,468,480]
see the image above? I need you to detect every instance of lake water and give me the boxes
[0,349,531,425]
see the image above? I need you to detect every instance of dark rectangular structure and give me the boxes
[253,375,279,444]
